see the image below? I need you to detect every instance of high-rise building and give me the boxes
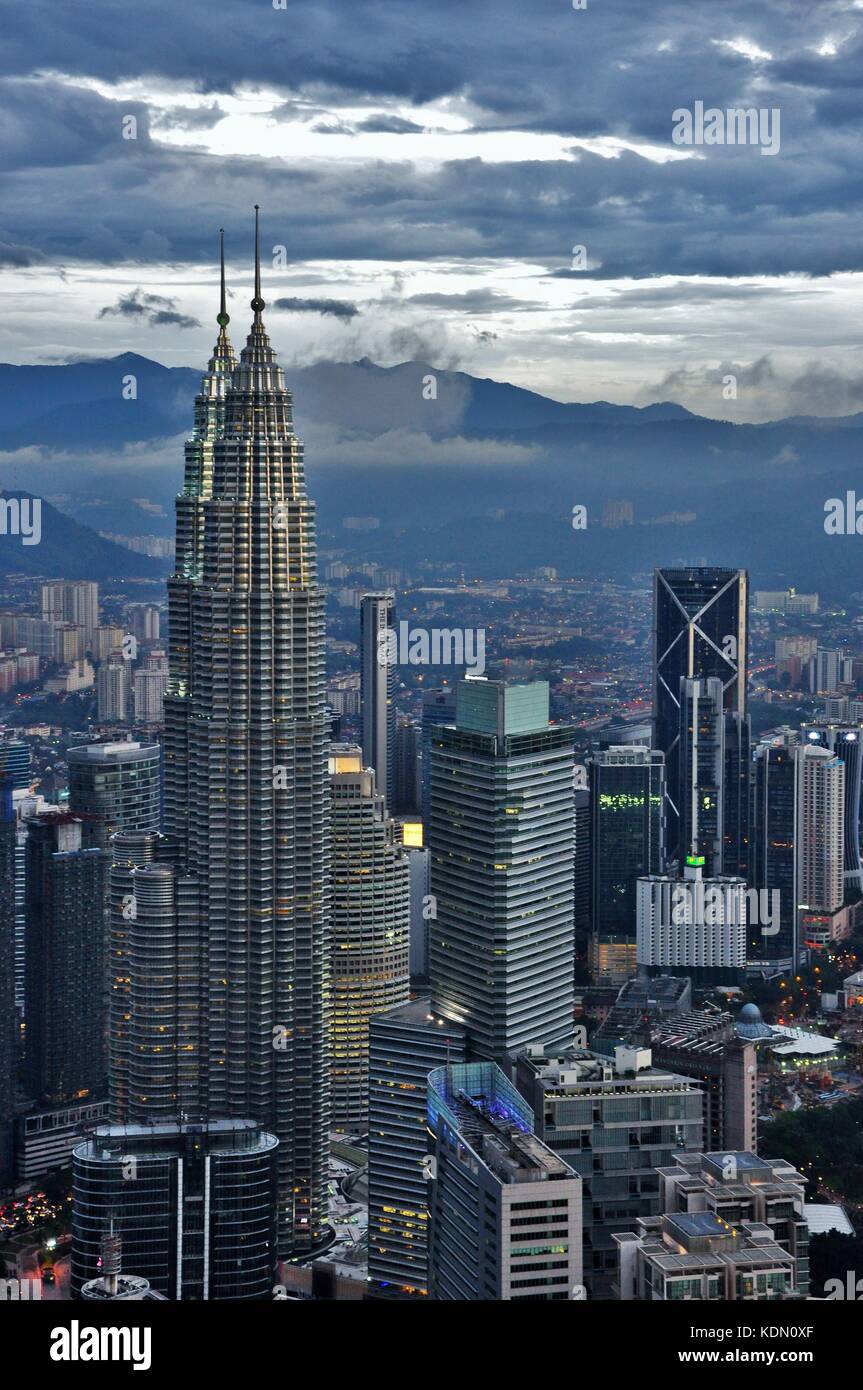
[361,592,396,808]
[646,1010,757,1153]
[108,834,201,1125]
[24,814,107,1105]
[67,740,161,850]
[573,784,591,967]
[163,234,236,860]
[97,652,130,725]
[750,740,798,972]
[0,739,30,791]
[42,581,99,647]
[429,679,575,1059]
[589,746,665,985]
[515,1043,704,1297]
[796,743,844,917]
[616,1150,809,1300]
[170,215,332,1257]
[678,677,724,875]
[71,1119,278,1301]
[133,652,168,727]
[367,998,467,1297]
[394,717,420,813]
[0,776,15,1186]
[427,1061,583,1301]
[329,745,410,1130]
[805,725,863,892]
[420,686,456,827]
[653,567,747,864]
[637,857,748,984]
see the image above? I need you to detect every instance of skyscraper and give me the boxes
[589,746,665,985]
[804,725,862,892]
[653,567,747,865]
[72,1118,278,1301]
[97,652,130,725]
[515,1042,704,1296]
[67,740,161,850]
[429,679,575,1059]
[329,744,410,1130]
[367,998,467,1296]
[163,230,237,861]
[361,592,396,808]
[24,813,107,1105]
[750,740,798,972]
[678,677,724,874]
[427,1061,583,1301]
[170,214,332,1257]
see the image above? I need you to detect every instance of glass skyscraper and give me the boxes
[653,567,748,866]
[429,679,575,1058]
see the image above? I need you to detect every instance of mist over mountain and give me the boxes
[0,353,859,592]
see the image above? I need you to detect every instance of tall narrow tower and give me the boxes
[184,212,332,1256]
[164,231,237,859]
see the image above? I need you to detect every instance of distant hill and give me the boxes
[1,353,862,593]
[0,490,169,581]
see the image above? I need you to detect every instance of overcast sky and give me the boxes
[2,0,863,420]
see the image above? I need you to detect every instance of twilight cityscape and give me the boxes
[1,0,862,1362]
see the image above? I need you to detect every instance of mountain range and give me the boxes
[0,353,861,591]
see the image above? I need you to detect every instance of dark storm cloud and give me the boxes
[1,0,862,281]
[98,289,200,329]
[272,296,360,320]
[357,114,426,133]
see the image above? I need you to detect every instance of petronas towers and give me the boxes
[156,212,331,1257]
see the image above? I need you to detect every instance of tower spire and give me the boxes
[217,228,229,330]
[251,204,265,323]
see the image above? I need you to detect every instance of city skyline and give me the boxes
[2,0,863,1343]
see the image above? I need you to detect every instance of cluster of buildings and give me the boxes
[0,236,837,1304]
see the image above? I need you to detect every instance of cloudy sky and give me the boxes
[2,0,863,420]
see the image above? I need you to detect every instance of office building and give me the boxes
[637,857,748,984]
[678,676,725,875]
[420,686,456,827]
[653,567,747,864]
[24,814,107,1105]
[589,746,665,985]
[71,1119,278,1301]
[750,739,798,973]
[394,717,421,814]
[169,217,332,1257]
[108,835,201,1125]
[516,1043,703,1296]
[429,679,575,1058]
[329,745,410,1130]
[647,1010,757,1153]
[67,740,161,850]
[361,592,396,807]
[616,1150,809,1300]
[367,999,467,1296]
[427,1061,583,1301]
[0,739,30,791]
